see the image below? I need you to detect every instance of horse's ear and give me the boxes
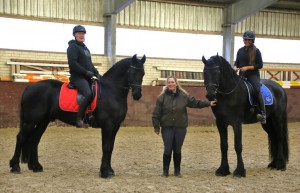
[132,54,138,63]
[141,55,146,64]
[217,52,219,56]
[202,56,207,64]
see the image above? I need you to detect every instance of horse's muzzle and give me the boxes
[206,93,216,101]
[205,84,217,101]
[132,88,142,100]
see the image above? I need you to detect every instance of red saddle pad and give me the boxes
[59,82,97,113]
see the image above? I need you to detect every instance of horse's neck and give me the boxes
[102,65,129,88]
[219,67,240,91]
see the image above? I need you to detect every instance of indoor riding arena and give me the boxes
[1,0,300,193]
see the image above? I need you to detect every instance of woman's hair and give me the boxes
[160,75,188,94]
[248,44,257,66]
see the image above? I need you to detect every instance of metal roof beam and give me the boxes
[232,0,278,23]
[105,0,136,14]
[222,0,278,65]
[104,0,135,66]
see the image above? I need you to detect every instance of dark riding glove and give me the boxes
[86,71,94,79]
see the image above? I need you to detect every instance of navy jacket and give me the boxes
[234,46,263,77]
[67,40,99,82]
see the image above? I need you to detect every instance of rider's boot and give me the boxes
[76,97,89,128]
[256,92,267,124]
[162,154,171,177]
[173,153,182,177]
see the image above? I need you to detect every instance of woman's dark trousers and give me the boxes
[161,127,186,176]
[72,78,93,128]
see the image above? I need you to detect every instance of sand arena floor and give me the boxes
[0,123,299,193]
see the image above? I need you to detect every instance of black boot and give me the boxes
[76,97,89,128]
[256,92,267,124]
[162,154,171,177]
[173,153,182,177]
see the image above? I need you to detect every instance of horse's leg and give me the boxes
[261,120,277,169]
[27,120,50,172]
[232,122,246,177]
[100,124,119,178]
[9,122,35,173]
[215,119,230,176]
[264,113,288,171]
[275,111,289,170]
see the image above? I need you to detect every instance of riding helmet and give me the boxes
[243,30,255,42]
[73,25,86,36]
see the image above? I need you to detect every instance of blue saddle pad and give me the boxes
[244,82,273,106]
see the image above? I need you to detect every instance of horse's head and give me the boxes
[128,54,146,100]
[202,55,221,101]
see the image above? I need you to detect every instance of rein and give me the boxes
[204,65,244,95]
[216,75,243,95]
[118,65,144,90]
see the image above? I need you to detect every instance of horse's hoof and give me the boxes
[267,161,276,169]
[33,168,44,172]
[276,163,286,171]
[100,170,115,179]
[233,169,246,177]
[215,168,230,176]
[28,163,43,172]
[10,166,21,174]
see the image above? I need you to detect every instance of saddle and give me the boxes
[243,80,273,106]
[59,81,98,113]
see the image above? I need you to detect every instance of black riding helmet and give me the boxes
[73,25,86,36]
[243,30,255,43]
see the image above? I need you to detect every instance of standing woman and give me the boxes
[152,76,216,177]
[67,25,100,128]
[234,30,266,124]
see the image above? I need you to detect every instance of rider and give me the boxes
[67,25,100,128]
[234,30,266,124]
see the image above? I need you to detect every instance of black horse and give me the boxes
[202,55,288,177]
[10,54,146,178]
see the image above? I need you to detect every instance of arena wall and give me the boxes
[0,82,299,128]
[1,49,299,86]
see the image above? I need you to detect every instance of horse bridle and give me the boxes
[204,65,243,95]
[127,65,144,90]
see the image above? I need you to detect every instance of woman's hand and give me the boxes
[154,128,160,135]
[240,66,254,72]
[233,66,239,72]
[240,66,248,72]
[210,99,217,106]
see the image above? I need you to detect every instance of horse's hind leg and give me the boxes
[262,120,277,169]
[27,120,50,172]
[9,122,35,173]
[263,114,288,171]
[9,132,23,173]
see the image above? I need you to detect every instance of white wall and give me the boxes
[0,17,299,63]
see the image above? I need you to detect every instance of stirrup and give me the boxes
[257,114,266,124]
[76,119,89,128]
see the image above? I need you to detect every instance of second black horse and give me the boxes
[202,55,288,177]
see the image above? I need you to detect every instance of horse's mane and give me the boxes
[102,57,131,78]
[211,55,238,80]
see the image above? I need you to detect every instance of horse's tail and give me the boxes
[19,90,31,164]
[281,110,289,162]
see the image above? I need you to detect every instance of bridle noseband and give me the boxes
[127,65,144,90]
[204,64,243,95]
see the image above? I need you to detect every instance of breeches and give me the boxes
[246,75,261,95]
[72,78,93,103]
[161,127,187,155]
